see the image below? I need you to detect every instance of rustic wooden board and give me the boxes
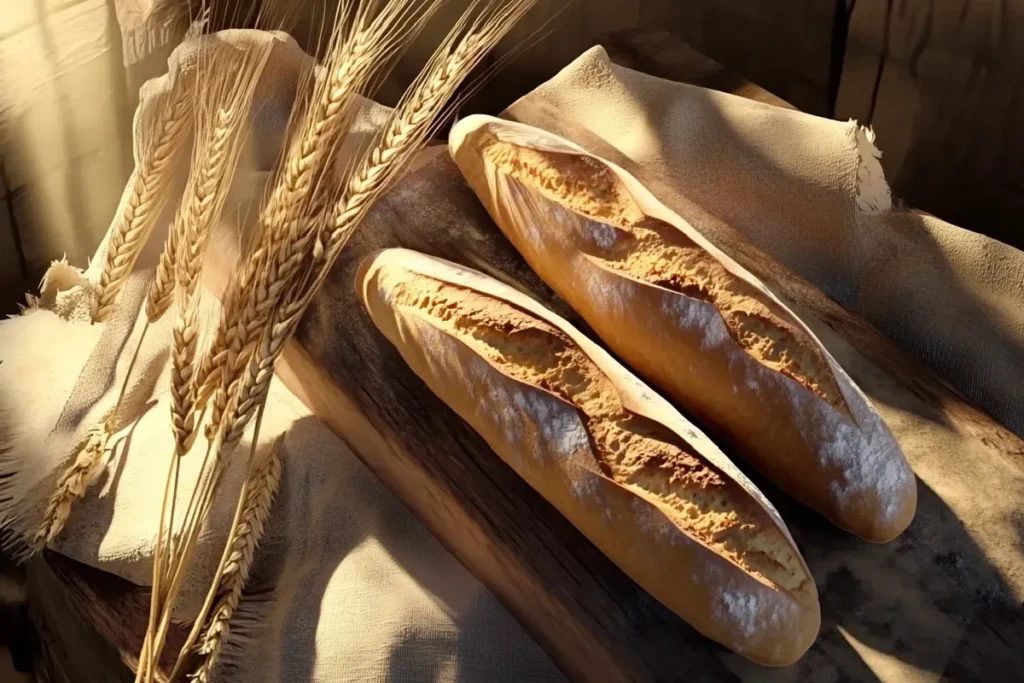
[45,42,1024,683]
[25,552,190,683]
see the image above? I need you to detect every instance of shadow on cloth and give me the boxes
[215,414,564,683]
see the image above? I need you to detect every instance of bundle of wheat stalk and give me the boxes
[134,17,279,683]
[30,0,534,679]
[155,1,535,678]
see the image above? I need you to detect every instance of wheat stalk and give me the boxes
[141,3,534,678]
[180,435,282,683]
[196,0,432,420]
[95,83,192,322]
[214,1,539,442]
[32,425,112,550]
[140,40,276,683]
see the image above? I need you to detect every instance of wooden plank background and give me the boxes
[6,0,1024,314]
[837,0,1024,249]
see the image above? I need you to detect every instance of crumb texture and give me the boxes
[389,274,808,594]
[484,139,848,414]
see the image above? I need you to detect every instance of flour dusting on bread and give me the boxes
[720,590,759,637]
[777,375,913,524]
[385,273,810,594]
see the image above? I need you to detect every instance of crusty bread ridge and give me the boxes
[357,248,820,666]
[449,115,917,543]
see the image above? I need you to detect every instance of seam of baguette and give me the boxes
[386,272,810,596]
[481,137,851,418]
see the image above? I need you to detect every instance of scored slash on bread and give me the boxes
[449,115,917,544]
[357,248,820,666]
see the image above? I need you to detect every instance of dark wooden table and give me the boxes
[35,33,1024,683]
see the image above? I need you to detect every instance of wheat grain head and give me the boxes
[197,0,437,424]
[189,435,282,682]
[95,82,193,322]
[167,40,275,457]
[32,424,112,550]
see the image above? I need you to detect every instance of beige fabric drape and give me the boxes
[0,0,135,306]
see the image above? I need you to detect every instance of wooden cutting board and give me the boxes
[41,35,1024,683]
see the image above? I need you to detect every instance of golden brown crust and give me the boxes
[450,116,917,543]
[482,134,848,414]
[357,248,820,666]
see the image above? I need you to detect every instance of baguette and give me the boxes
[357,248,820,666]
[449,115,916,543]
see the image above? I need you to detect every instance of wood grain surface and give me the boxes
[26,552,190,683]
[42,41,1024,683]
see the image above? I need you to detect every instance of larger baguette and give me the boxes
[357,248,820,666]
[449,115,916,543]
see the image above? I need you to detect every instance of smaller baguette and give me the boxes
[357,248,820,666]
[450,115,917,543]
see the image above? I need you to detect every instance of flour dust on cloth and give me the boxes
[506,46,1024,437]
[0,30,562,683]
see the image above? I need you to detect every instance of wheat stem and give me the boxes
[147,401,265,682]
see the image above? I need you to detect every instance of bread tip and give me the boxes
[354,248,409,305]
[449,114,495,158]
[861,474,918,544]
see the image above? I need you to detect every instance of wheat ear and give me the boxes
[95,83,192,322]
[178,435,282,683]
[30,307,153,553]
[32,425,112,550]
[145,222,181,322]
[196,0,433,419]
